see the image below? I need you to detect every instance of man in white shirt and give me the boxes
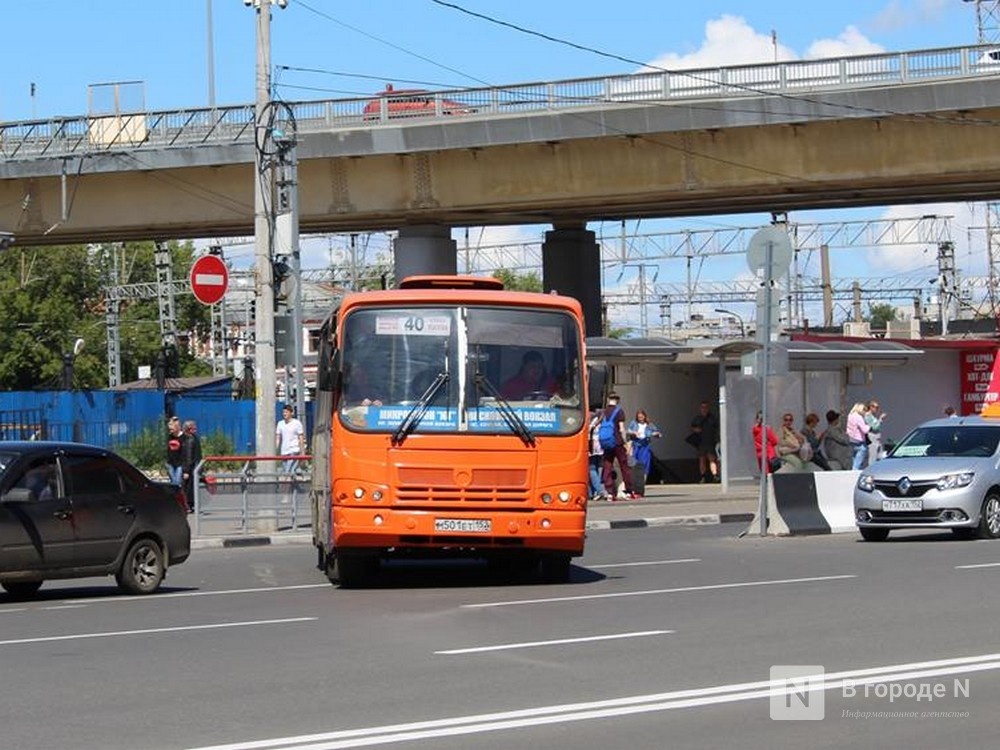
[276,404,306,474]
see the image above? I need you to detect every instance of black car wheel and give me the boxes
[978,493,1000,539]
[116,538,165,594]
[1,580,43,599]
[859,527,890,542]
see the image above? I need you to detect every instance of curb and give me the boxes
[585,512,755,531]
[191,533,313,550]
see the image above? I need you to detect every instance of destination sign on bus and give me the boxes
[375,314,451,337]
[359,405,562,433]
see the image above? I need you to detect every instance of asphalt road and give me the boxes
[3,525,1000,750]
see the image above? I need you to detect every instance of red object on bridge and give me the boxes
[189,254,229,305]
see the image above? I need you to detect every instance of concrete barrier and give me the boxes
[744,470,860,536]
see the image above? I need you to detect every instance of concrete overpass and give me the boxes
[2,43,1000,247]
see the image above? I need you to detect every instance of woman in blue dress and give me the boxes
[626,410,662,480]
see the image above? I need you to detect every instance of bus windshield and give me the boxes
[338,305,585,436]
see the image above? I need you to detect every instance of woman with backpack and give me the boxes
[599,393,641,501]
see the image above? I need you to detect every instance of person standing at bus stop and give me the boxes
[600,393,640,500]
[276,404,306,474]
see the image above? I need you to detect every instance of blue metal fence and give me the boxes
[0,389,258,452]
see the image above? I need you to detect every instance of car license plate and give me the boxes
[882,499,923,512]
[434,518,492,533]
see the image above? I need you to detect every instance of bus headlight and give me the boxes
[558,491,571,503]
[353,487,365,499]
[541,493,553,504]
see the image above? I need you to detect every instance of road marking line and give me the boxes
[435,630,673,655]
[588,558,700,569]
[462,574,857,608]
[60,583,329,605]
[186,652,1000,750]
[0,608,28,614]
[956,562,1000,569]
[0,617,316,646]
[41,605,88,610]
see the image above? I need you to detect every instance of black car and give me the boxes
[0,441,191,598]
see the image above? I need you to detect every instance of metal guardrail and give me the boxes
[1,44,997,163]
[191,454,312,538]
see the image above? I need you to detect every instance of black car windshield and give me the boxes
[891,425,1000,458]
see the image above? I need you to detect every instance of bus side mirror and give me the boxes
[587,363,607,411]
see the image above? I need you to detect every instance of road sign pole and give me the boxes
[758,239,774,537]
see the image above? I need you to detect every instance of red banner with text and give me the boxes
[961,349,1000,415]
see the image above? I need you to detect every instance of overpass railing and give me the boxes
[1,44,997,163]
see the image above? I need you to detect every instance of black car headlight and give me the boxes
[936,473,974,491]
[857,474,875,493]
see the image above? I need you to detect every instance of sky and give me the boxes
[1,0,992,331]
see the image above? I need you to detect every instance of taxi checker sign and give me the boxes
[189,255,229,305]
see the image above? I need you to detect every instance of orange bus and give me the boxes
[310,275,594,587]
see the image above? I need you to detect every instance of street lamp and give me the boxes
[714,308,746,339]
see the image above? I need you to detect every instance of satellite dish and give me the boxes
[746,225,793,280]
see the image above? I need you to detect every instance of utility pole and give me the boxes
[251,0,279,457]
[274,119,304,426]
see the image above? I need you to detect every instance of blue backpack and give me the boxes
[598,406,621,450]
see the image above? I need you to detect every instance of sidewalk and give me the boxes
[189,480,761,549]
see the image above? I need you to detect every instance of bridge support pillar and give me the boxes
[394,225,457,284]
[543,223,602,337]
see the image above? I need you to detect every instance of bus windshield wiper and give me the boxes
[391,372,449,445]
[474,373,535,446]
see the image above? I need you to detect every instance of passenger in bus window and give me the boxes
[500,350,557,400]
[343,362,383,406]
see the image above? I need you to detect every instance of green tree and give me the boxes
[0,245,105,389]
[492,268,543,292]
[0,239,213,390]
[867,302,899,330]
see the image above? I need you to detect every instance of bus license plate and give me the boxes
[882,499,922,512]
[435,518,492,533]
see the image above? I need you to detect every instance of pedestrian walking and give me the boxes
[181,419,202,512]
[276,404,306,474]
[626,410,662,488]
[165,415,184,486]
[599,392,640,500]
[587,409,605,500]
[846,402,871,470]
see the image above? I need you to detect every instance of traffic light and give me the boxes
[272,257,291,310]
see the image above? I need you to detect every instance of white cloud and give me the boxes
[644,15,796,70]
[642,15,883,72]
[805,27,885,59]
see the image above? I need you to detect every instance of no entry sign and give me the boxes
[189,254,229,305]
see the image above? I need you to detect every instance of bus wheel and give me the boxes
[329,550,375,589]
[540,553,572,584]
